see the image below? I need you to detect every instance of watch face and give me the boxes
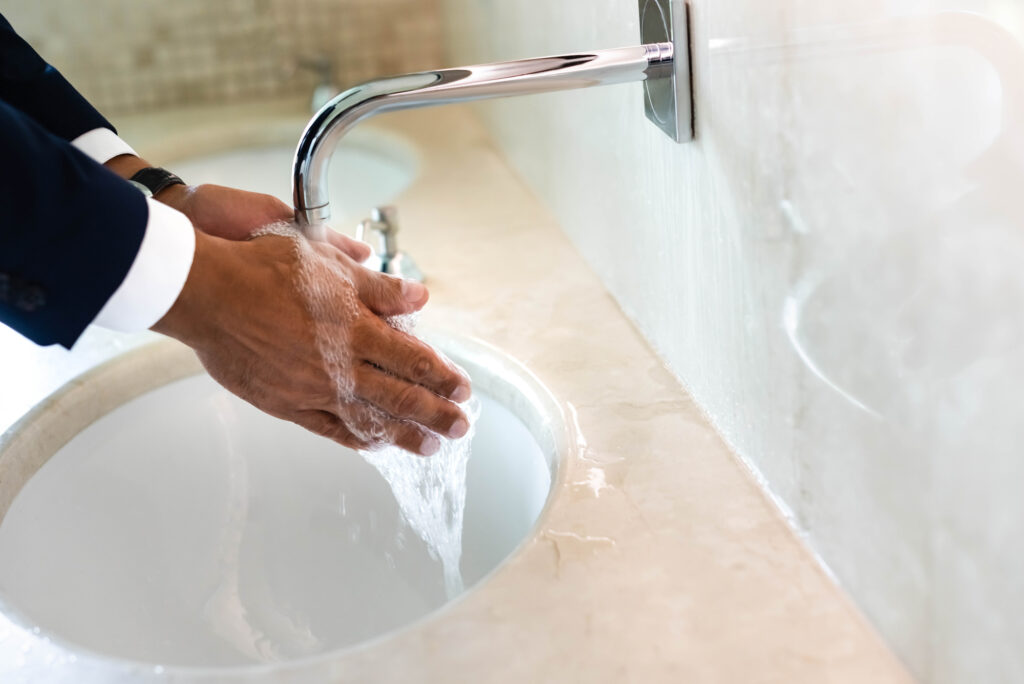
[127,179,154,198]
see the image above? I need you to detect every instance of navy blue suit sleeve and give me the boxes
[0,101,148,348]
[0,13,114,140]
[0,13,149,348]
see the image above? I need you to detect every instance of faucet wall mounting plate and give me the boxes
[640,0,694,142]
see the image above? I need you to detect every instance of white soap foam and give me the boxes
[251,221,387,447]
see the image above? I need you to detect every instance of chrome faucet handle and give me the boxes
[370,206,400,250]
[355,205,398,256]
[295,55,340,113]
[296,55,331,78]
[356,206,424,283]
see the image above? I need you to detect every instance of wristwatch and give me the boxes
[127,167,186,198]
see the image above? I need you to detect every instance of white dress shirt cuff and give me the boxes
[70,128,137,165]
[93,199,196,332]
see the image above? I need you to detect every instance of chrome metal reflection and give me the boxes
[292,43,679,227]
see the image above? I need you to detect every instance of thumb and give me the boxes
[355,268,429,316]
[324,229,373,262]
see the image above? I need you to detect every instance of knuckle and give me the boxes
[361,273,382,296]
[350,364,371,397]
[369,274,402,305]
[376,272,400,290]
[409,355,433,382]
[394,384,423,417]
[397,426,424,450]
[363,271,389,295]
[351,316,377,343]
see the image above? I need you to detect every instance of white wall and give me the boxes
[441,1,1024,681]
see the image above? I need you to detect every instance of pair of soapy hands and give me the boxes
[120,170,471,457]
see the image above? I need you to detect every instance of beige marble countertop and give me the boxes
[0,99,913,683]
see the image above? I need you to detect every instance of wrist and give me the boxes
[104,153,150,181]
[104,155,192,212]
[154,182,194,215]
[151,229,229,345]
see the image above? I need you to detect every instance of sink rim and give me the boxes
[0,330,571,677]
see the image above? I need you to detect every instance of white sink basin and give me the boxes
[0,333,564,674]
[170,130,417,229]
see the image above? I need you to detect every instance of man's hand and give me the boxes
[157,182,290,240]
[159,183,373,262]
[153,229,471,456]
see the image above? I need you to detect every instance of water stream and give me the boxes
[360,394,480,598]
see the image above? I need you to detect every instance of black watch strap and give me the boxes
[129,167,186,197]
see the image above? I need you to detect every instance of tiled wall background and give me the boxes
[2,0,441,115]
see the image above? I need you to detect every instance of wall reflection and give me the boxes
[713,10,1024,681]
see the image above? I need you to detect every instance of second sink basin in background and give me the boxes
[169,126,418,231]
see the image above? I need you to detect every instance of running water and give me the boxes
[253,221,480,598]
[360,390,480,598]
[362,312,481,598]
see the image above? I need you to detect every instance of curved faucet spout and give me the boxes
[291,43,675,228]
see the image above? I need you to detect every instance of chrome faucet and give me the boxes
[356,206,424,282]
[296,55,340,114]
[292,0,694,233]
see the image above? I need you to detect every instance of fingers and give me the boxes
[342,402,443,457]
[323,229,373,262]
[258,193,294,222]
[357,319,472,402]
[296,407,440,457]
[313,237,425,315]
[353,362,469,439]
[292,410,371,450]
[384,420,441,457]
[353,267,429,316]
